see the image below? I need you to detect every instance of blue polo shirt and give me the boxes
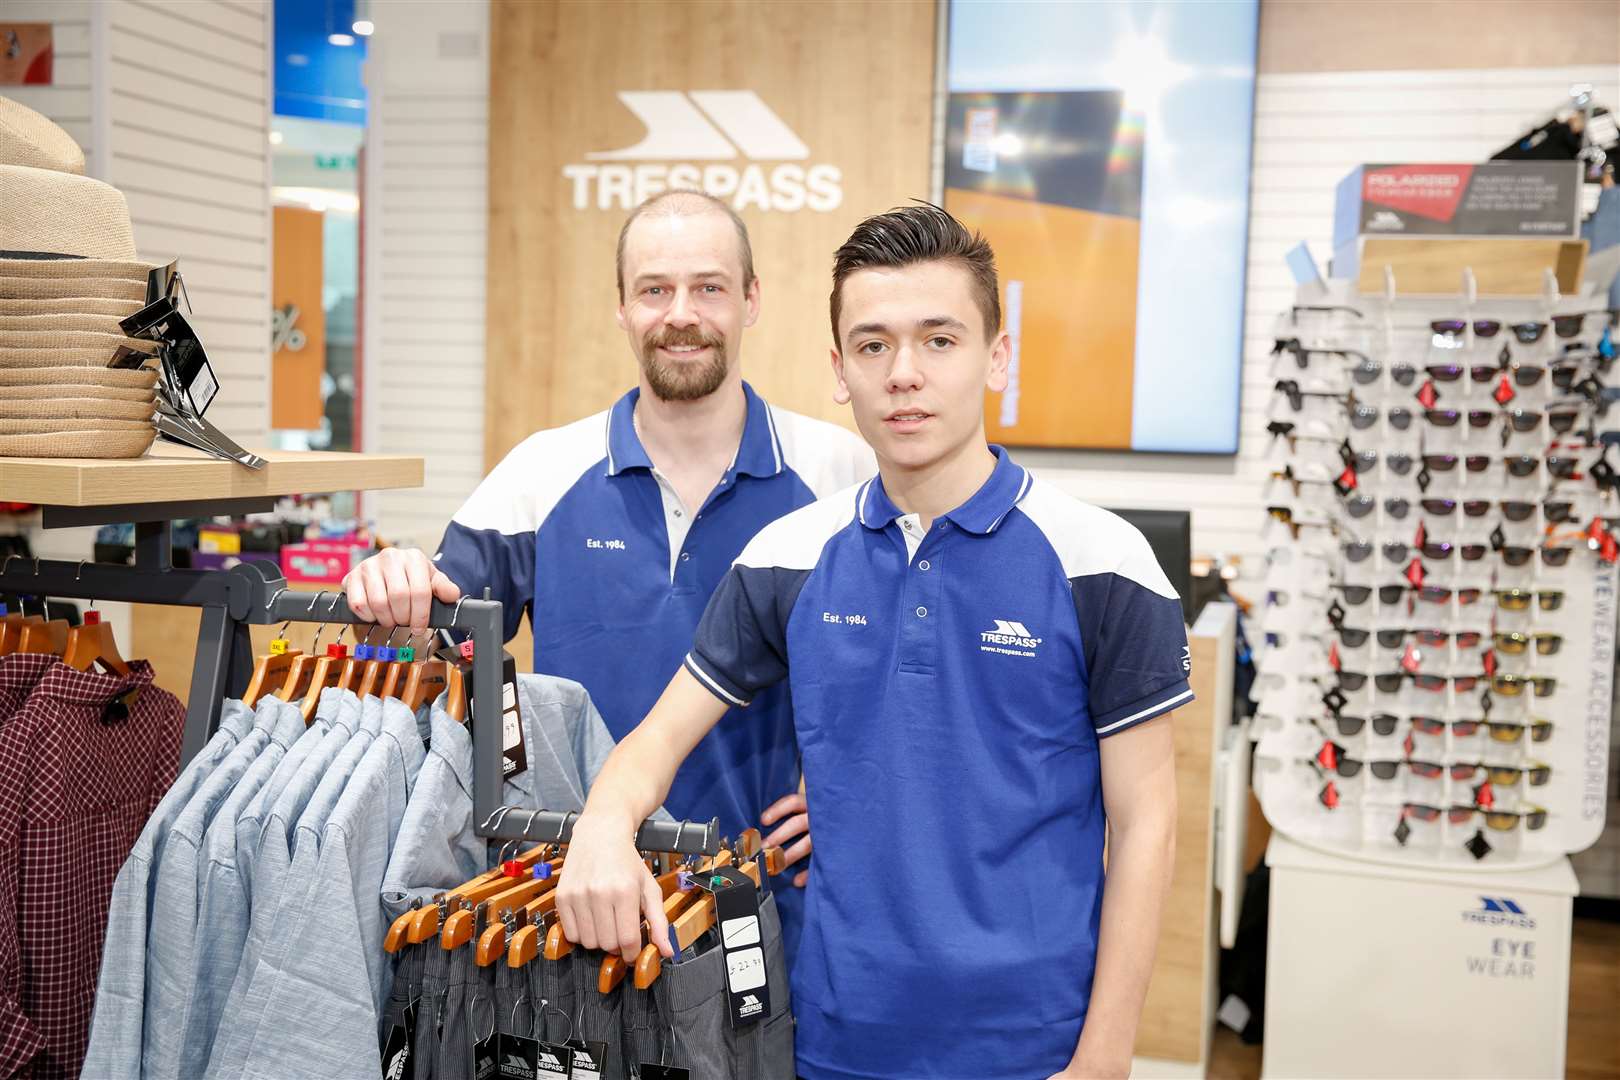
[435,382,872,963]
[685,446,1193,1080]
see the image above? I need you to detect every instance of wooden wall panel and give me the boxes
[485,0,936,468]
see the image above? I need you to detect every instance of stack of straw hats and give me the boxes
[0,95,160,458]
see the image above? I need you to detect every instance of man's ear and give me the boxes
[830,347,851,406]
[615,301,627,332]
[985,330,1011,394]
[744,276,761,329]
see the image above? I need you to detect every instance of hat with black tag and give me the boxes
[0,94,161,457]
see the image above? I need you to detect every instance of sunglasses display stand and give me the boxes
[1253,276,1619,871]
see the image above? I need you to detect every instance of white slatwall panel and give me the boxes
[1025,64,1620,605]
[104,0,271,446]
[1,1,95,163]
[362,0,490,548]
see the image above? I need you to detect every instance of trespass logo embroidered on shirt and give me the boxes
[980,619,1042,657]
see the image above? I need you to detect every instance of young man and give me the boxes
[558,205,1189,1079]
[342,191,874,964]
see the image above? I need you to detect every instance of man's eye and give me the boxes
[645,286,664,296]
[929,336,953,349]
[702,284,720,294]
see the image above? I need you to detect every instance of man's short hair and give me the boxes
[615,190,756,301]
[829,203,1000,344]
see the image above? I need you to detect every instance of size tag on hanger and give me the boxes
[710,866,770,1028]
[566,1039,608,1079]
[379,1001,417,1080]
[464,649,528,779]
[499,1033,541,1078]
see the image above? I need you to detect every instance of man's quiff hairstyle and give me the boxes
[829,203,1000,344]
[615,190,756,300]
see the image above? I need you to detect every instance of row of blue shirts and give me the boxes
[84,679,621,1079]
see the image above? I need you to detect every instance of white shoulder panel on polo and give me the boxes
[734,479,864,571]
[1014,478,1180,599]
[448,409,610,536]
[768,404,877,499]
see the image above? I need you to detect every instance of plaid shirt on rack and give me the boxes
[0,659,184,1079]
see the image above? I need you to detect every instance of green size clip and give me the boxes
[398,646,415,662]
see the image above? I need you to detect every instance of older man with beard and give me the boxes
[342,191,873,965]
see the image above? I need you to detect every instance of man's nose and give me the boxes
[886,344,925,393]
[665,287,700,327]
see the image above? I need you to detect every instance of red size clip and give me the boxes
[327,643,348,659]
[84,610,101,625]
[459,640,475,661]
[502,859,524,878]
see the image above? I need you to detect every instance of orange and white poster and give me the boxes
[945,91,1145,450]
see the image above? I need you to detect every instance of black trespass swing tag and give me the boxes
[498,1033,539,1080]
[636,1065,692,1080]
[566,1039,608,1079]
[471,1029,499,1080]
[711,867,770,1027]
[380,1000,417,1080]
[532,1041,570,1077]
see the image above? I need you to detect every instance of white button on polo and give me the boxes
[915,606,927,618]
[918,560,931,571]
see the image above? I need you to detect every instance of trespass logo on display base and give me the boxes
[562,91,843,213]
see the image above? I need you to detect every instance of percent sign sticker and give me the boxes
[271,303,307,352]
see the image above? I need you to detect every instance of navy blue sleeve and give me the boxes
[1072,572,1193,737]
[435,520,534,643]
[684,565,809,707]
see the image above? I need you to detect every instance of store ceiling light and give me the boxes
[269,130,284,145]
[328,32,355,46]
[352,19,374,36]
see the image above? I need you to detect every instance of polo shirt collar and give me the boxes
[604,381,784,479]
[858,445,1031,535]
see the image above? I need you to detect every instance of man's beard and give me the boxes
[640,325,729,402]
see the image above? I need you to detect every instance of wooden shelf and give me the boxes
[0,444,423,507]
[1351,235,1588,297]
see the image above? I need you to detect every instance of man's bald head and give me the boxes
[615,190,755,301]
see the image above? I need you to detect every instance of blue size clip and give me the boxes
[379,646,397,663]
[677,871,692,891]
[534,863,552,881]
[355,644,374,661]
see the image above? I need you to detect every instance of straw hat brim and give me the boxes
[0,366,157,390]
[0,428,155,459]
[0,331,157,353]
[0,312,141,336]
[0,165,137,261]
[0,398,156,422]
[0,383,154,403]
[0,347,155,368]
[0,296,144,318]
[0,417,152,434]
[0,96,86,175]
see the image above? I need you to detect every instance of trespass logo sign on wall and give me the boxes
[563,91,842,213]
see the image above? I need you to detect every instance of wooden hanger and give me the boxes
[394,839,554,949]
[470,860,568,965]
[442,855,565,951]
[596,847,745,991]
[402,657,464,720]
[633,852,779,990]
[299,640,354,723]
[64,609,129,675]
[243,633,301,707]
[18,609,70,656]
[0,613,43,656]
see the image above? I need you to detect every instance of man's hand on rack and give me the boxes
[342,547,461,630]
[555,810,672,962]
[760,777,812,888]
